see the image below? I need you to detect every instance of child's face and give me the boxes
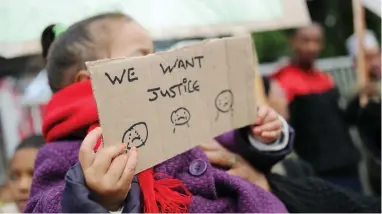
[9,148,39,211]
[76,21,154,84]
[109,21,154,58]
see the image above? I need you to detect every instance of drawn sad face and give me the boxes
[215,90,234,113]
[171,107,191,126]
[122,122,148,149]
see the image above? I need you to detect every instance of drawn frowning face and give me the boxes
[171,107,191,126]
[122,122,148,149]
[215,90,234,113]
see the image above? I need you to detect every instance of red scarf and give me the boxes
[42,80,192,213]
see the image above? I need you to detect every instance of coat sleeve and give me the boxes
[268,173,381,213]
[215,123,294,173]
[24,144,74,213]
[61,163,141,213]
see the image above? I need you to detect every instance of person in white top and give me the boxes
[23,24,66,104]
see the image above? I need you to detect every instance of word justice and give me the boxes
[147,77,200,102]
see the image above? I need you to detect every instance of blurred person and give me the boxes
[271,23,361,192]
[194,138,381,213]
[267,169,381,212]
[346,30,381,195]
[26,12,294,213]
[8,135,44,212]
[23,24,66,103]
[346,30,381,84]
[0,182,18,213]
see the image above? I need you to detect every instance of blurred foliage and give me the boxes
[252,31,289,63]
[253,0,381,63]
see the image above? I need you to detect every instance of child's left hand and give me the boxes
[251,105,283,144]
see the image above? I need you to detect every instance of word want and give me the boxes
[160,56,204,74]
[147,77,200,102]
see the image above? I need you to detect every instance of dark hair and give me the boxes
[287,22,323,38]
[16,135,45,151]
[46,12,132,92]
[41,25,56,61]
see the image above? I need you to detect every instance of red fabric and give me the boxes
[42,81,99,141]
[271,64,335,103]
[42,80,192,213]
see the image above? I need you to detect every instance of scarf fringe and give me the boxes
[138,169,192,213]
[88,124,192,213]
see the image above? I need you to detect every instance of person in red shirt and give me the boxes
[271,23,361,192]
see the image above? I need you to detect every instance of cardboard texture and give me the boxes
[87,35,257,173]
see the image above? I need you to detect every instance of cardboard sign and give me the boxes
[87,35,257,172]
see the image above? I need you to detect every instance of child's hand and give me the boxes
[251,105,283,144]
[79,128,138,211]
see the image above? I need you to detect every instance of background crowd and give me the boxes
[0,0,381,213]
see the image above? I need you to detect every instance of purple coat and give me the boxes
[25,128,292,213]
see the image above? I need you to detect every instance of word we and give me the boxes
[104,68,137,85]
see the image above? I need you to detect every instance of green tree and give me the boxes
[252,0,381,63]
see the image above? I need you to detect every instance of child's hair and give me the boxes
[41,25,56,61]
[15,135,45,152]
[41,24,67,62]
[46,12,133,92]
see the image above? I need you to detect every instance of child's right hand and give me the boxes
[79,128,138,211]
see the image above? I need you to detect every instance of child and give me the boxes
[8,135,44,212]
[26,12,293,213]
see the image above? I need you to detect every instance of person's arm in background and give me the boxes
[345,87,381,159]
[343,78,380,122]
[268,173,381,213]
[268,80,290,121]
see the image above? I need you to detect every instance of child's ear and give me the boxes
[74,70,90,83]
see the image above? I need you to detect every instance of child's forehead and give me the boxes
[108,21,154,58]
[10,148,38,169]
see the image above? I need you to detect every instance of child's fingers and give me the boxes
[253,120,282,133]
[92,144,127,175]
[199,140,223,151]
[263,109,279,123]
[204,150,236,168]
[261,130,281,139]
[226,168,240,177]
[79,127,102,169]
[105,154,128,183]
[118,147,138,189]
[255,106,269,124]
